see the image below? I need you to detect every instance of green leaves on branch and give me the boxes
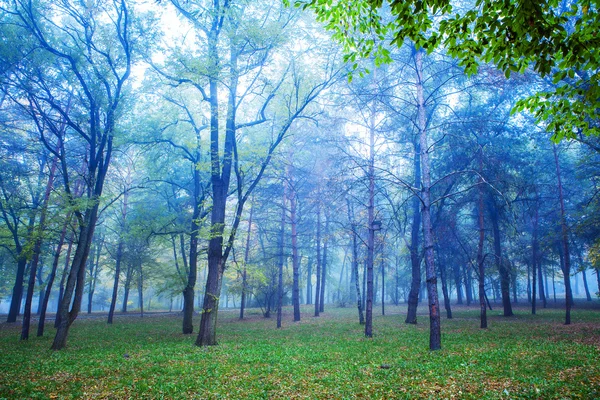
[293,0,600,140]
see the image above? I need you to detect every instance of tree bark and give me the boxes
[365,95,376,339]
[289,182,301,322]
[52,204,101,350]
[439,258,452,319]
[314,206,322,317]
[306,257,312,305]
[87,238,103,314]
[553,144,572,325]
[38,217,69,336]
[183,163,202,334]
[122,263,133,313]
[277,187,286,329]
[108,235,125,324]
[531,192,540,315]
[405,139,422,324]
[196,19,231,346]
[380,257,385,316]
[489,199,513,316]
[240,202,253,320]
[477,152,487,329]
[347,200,364,324]
[415,49,441,350]
[319,215,328,313]
[55,235,74,328]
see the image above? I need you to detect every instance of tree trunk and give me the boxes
[7,257,27,324]
[319,215,328,313]
[440,258,452,319]
[23,156,57,338]
[314,206,322,317]
[553,145,572,325]
[453,263,463,305]
[289,184,301,322]
[365,96,376,339]
[405,139,422,324]
[122,263,133,313]
[87,239,102,314]
[277,186,286,329]
[183,164,202,334]
[240,202,253,319]
[52,203,101,350]
[348,200,364,324]
[477,150,487,329]
[464,263,473,305]
[196,27,229,346]
[381,257,385,316]
[138,262,144,317]
[531,193,539,315]
[38,218,69,336]
[306,257,312,305]
[489,199,513,316]
[415,49,441,350]
[55,235,74,328]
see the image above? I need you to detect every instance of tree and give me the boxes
[299,0,600,141]
[1,0,135,349]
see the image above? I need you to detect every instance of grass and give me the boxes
[1,304,599,399]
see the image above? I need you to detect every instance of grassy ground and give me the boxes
[1,304,599,399]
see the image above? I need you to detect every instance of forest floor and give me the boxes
[1,303,599,399]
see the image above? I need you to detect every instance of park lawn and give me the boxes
[0,305,599,399]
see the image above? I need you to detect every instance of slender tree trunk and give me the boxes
[348,201,364,324]
[464,264,473,305]
[477,151,487,329]
[36,264,46,315]
[511,267,518,303]
[52,203,101,350]
[440,259,452,319]
[289,185,301,322]
[21,155,58,340]
[38,218,69,336]
[319,215,328,313]
[314,207,322,317]
[415,49,441,350]
[538,259,547,308]
[306,257,312,305]
[582,269,592,301]
[122,263,133,313]
[240,203,253,320]
[381,257,385,316]
[553,145,572,325]
[183,164,202,334]
[532,195,539,315]
[453,264,463,305]
[406,139,422,324]
[527,261,532,303]
[277,187,286,329]
[107,238,124,323]
[138,262,144,318]
[196,25,232,346]
[489,200,513,316]
[87,239,102,314]
[365,97,376,339]
[108,188,128,324]
[55,236,73,328]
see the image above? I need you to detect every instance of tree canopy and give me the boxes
[295,0,600,141]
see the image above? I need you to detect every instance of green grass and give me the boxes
[1,304,599,399]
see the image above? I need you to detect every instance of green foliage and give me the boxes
[297,0,600,140]
[1,306,599,398]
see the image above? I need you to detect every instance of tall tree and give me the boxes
[1,0,135,350]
